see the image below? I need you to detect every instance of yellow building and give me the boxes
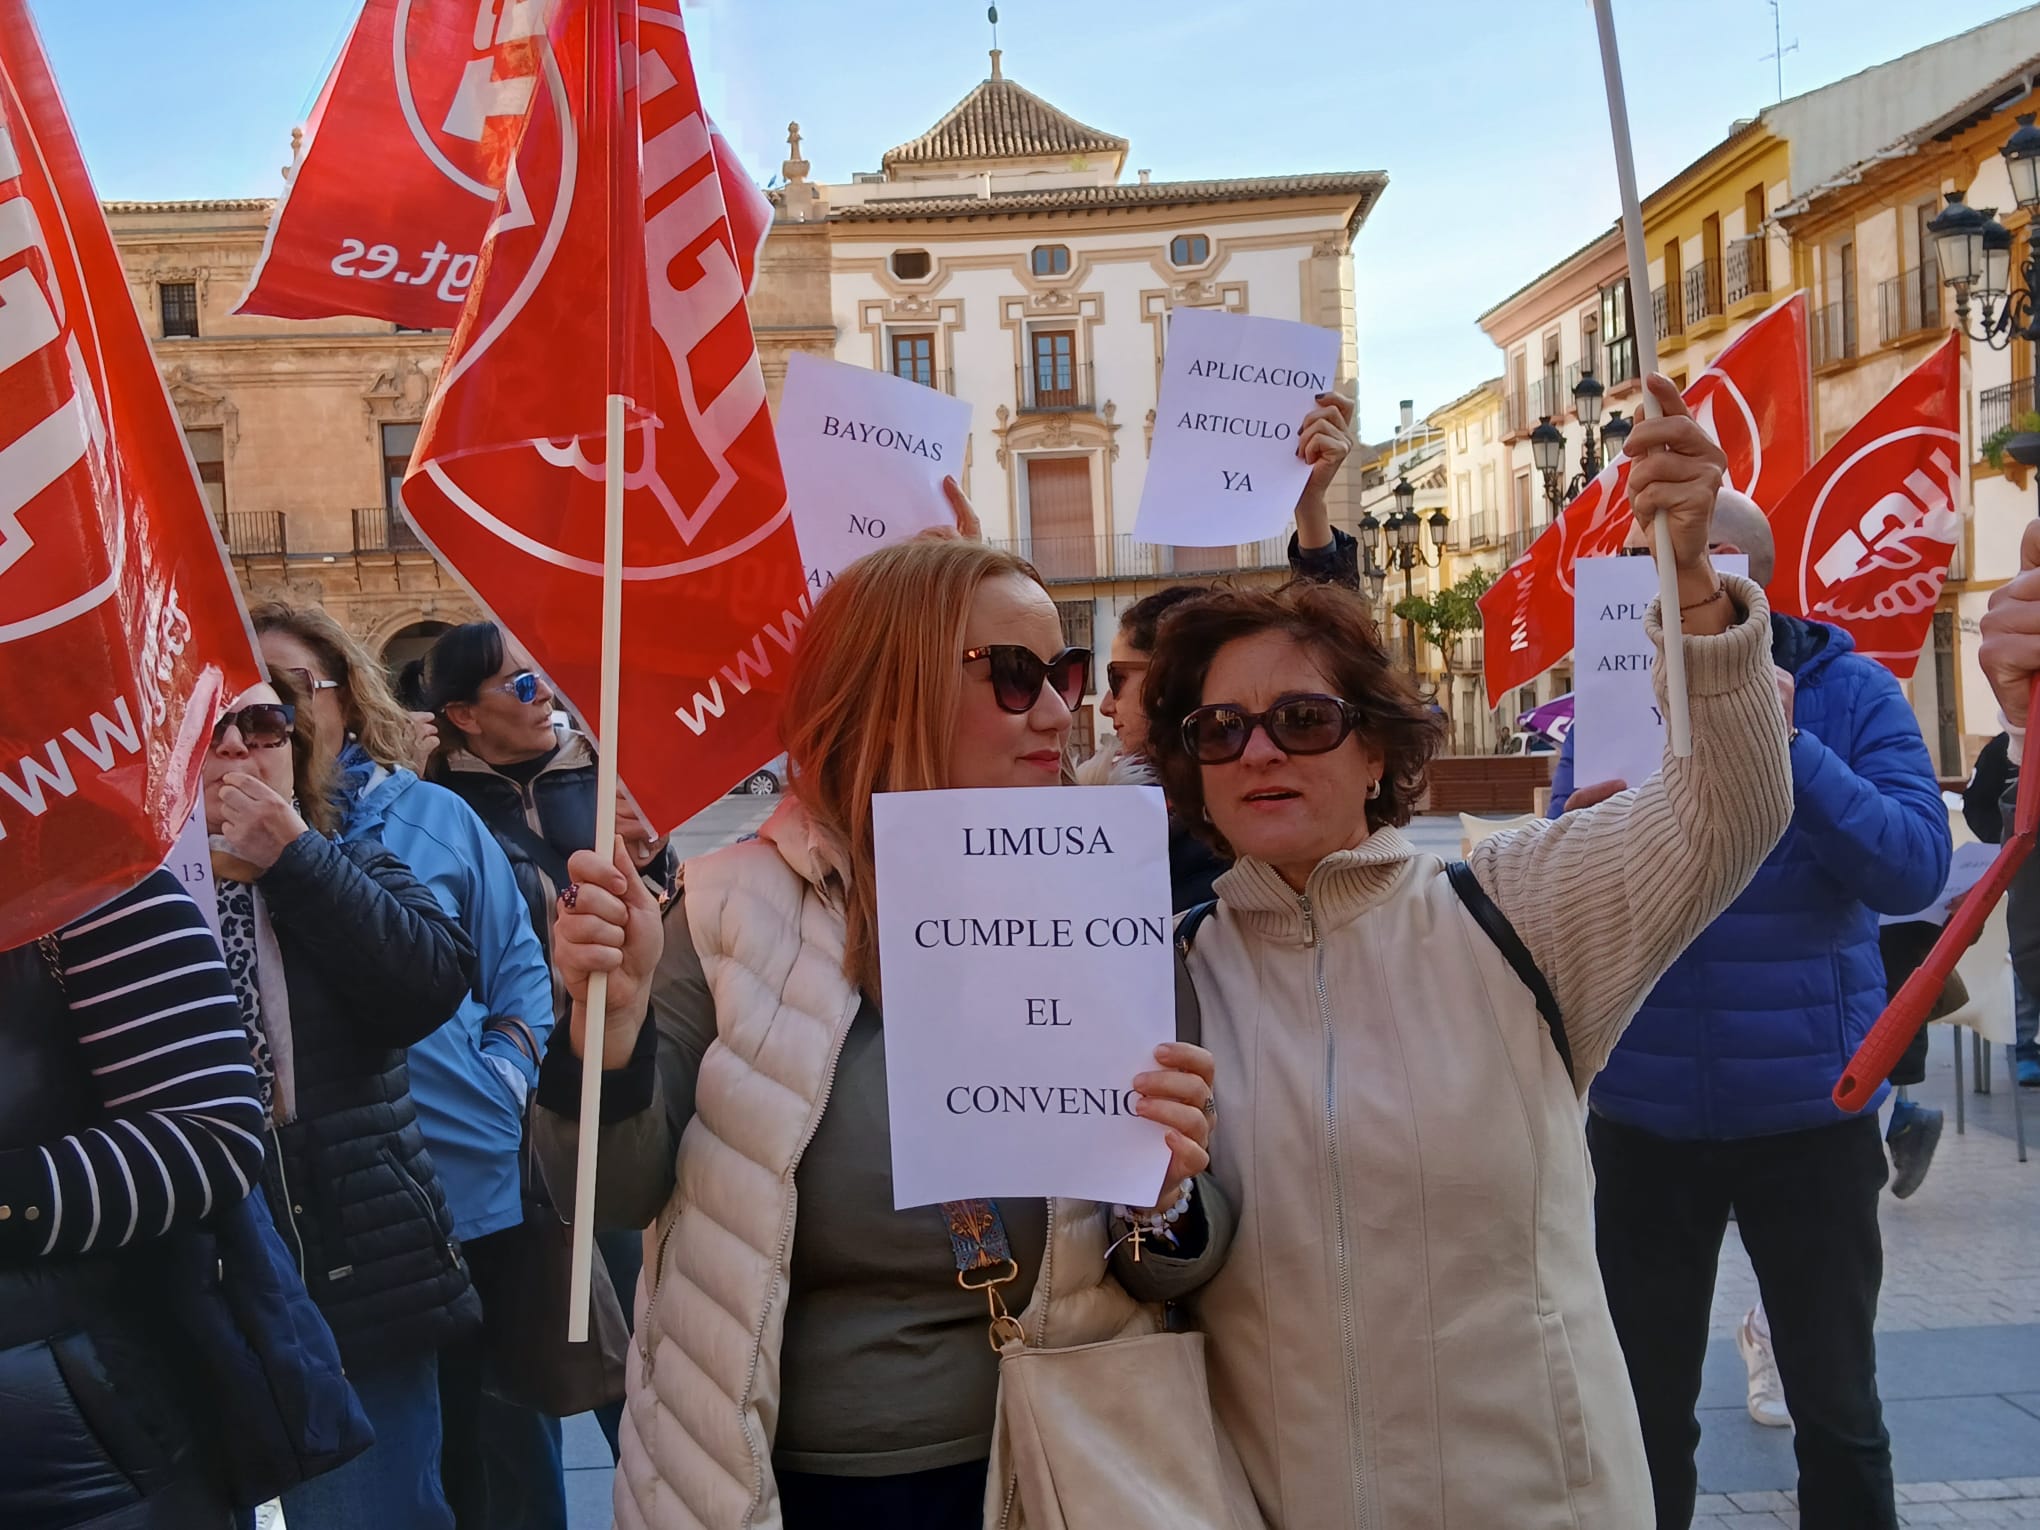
[1776,49,2040,772]
[1637,124,1793,391]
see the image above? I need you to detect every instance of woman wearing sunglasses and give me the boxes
[1085,390,1360,911]
[531,535,1225,1530]
[252,601,572,1530]
[1137,377,1795,1528]
[201,675,482,1530]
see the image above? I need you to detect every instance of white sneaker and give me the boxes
[1737,1309,1792,1429]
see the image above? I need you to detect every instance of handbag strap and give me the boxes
[940,1199,1025,1349]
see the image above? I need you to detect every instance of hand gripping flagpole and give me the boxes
[1835,677,2040,1111]
[1591,0,1691,756]
[568,1,631,1346]
[567,394,626,1344]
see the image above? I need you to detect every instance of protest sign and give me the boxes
[874,785,1176,1208]
[1133,305,1339,548]
[163,797,220,944]
[1573,554,1745,793]
[777,353,971,597]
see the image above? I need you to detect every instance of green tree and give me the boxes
[1392,567,1495,686]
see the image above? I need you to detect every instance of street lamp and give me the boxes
[1600,410,1633,460]
[1932,115,2040,501]
[1530,416,1567,512]
[1363,478,1447,678]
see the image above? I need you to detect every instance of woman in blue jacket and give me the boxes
[254,603,573,1530]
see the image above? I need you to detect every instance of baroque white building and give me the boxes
[762,49,1383,751]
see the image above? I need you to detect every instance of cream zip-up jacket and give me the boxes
[1180,581,1793,1530]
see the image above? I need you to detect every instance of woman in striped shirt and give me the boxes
[0,867,265,1528]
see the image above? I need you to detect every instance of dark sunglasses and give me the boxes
[490,671,541,704]
[1180,693,1366,765]
[212,702,295,750]
[1106,661,1148,700]
[278,666,342,696]
[962,645,1091,715]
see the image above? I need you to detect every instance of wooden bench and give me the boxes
[1426,754,1555,816]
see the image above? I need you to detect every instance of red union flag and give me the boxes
[400,0,804,832]
[236,0,769,329]
[1767,334,1962,677]
[0,1,262,944]
[1480,293,1810,702]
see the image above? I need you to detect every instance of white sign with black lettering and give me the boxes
[1134,304,1340,548]
[778,352,973,598]
[1574,554,1747,794]
[161,796,220,946]
[874,785,1175,1209]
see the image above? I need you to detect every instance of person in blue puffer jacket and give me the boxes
[254,603,572,1530]
[1547,492,1950,1530]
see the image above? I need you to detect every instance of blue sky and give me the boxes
[26,0,2033,437]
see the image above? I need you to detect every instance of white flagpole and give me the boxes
[567,391,627,1345]
[1591,0,1691,756]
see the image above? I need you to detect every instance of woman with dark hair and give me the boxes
[420,620,673,1462]
[421,622,673,955]
[1085,392,1360,909]
[1141,378,1796,1528]
[201,671,481,1529]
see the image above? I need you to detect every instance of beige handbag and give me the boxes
[987,1327,1258,1530]
[943,1198,1259,1530]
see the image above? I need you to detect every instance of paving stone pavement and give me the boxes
[561,814,2040,1525]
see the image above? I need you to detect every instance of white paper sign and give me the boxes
[1134,305,1341,548]
[777,352,973,596]
[160,796,221,946]
[1574,554,1748,793]
[873,785,1176,1208]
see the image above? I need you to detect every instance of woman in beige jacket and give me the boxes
[535,535,1226,1530]
[1139,376,1795,1529]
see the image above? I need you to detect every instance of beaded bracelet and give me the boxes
[1111,1178,1195,1257]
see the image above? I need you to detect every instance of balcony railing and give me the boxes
[1505,378,1553,437]
[352,505,426,554]
[1605,334,1639,388]
[1726,237,1768,305]
[988,532,1289,584]
[1812,299,1859,368]
[1652,283,1684,342]
[1016,361,1096,414]
[218,510,287,557]
[1981,377,2036,442]
[890,367,954,394]
[1501,526,1542,564]
[1877,262,1942,347]
[1466,510,1497,548]
[1684,260,1724,328]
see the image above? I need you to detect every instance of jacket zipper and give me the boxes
[391,1153,460,1267]
[268,1124,308,1278]
[1302,890,1373,1530]
[734,999,859,1527]
[995,1195,1055,1530]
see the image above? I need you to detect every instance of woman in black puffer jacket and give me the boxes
[202,672,480,1530]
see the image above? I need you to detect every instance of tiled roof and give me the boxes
[830,171,1387,226]
[103,198,274,214]
[883,72,1127,170]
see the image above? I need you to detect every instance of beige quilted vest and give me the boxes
[611,801,1152,1530]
